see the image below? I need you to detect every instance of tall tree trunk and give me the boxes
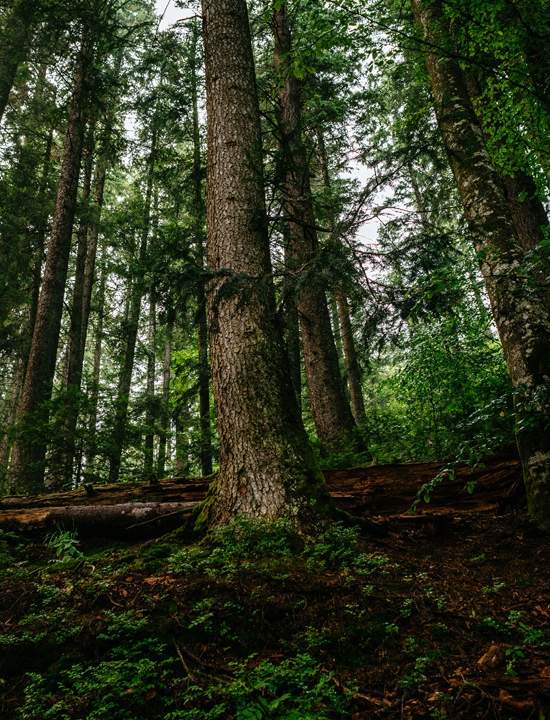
[272,4,358,451]
[156,312,173,478]
[412,0,550,531]
[190,22,213,477]
[144,288,156,481]
[53,117,97,486]
[282,224,302,403]
[85,253,107,480]
[335,293,366,424]
[0,0,36,122]
[316,128,366,425]
[28,123,54,354]
[10,37,90,493]
[201,0,324,524]
[108,127,157,483]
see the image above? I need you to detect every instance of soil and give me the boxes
[1,457,548,719]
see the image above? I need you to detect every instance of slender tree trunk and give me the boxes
[85,254,106,479]
[316,128,366,425]
[412,0,550,531]
[28,124,54,353]
[335,293,366,424]
[190,23,214,477]
[282,224,302,403]
[53,117,97,486]
[156,313,173,478]
[0,0,36,122]
[108,127,157,483]
[201,0,324,524]
[272,4,358,451]
[144,288,156,481]
[10,38,90,493]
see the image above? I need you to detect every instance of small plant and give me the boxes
[481,579,506,595]
[45,527,84,562]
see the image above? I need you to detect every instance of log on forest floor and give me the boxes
[0,456,522,535]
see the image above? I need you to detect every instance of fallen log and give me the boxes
[0,456,522,536]
[0,501,197,536]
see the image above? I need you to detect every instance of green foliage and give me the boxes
[45,527,84,562]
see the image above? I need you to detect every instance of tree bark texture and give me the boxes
[201,0,324,523]
[412,0,550,531]
[10,38,90,493]
[53,117,97,486]
[273,4,358,451]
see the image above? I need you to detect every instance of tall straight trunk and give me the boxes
[316,128,366,425]
[156,313,173,478]
[28,123,54,352]
[335,293,366,424]
[272,4,357,451]
[53,117,97,486]
[85,253,106,479]
[0,0,36,122]
[190,22,213,477]
[201,0,323,524]
[108,128,157,483]
[10,37,90,493]
[144,288,156,481]
[282,224,302,402]
[412,0,550,531]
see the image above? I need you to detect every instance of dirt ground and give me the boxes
[1,457,549,719]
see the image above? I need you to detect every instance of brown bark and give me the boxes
[108,127,157,483]
[0,0,36,122]
[201,0,324,523]
[273,4,358,451]
[10,37,91,494]
[412,0,550,531]
[156,313,173,478]
[52,117,97,486]
[144,287,157,481]
[316,128,366,425]
[335,293,367,424]
[85,253,107,479]
[190,26,213,477]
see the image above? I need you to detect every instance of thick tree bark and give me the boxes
[190,27,213,477]
[10,38,90,494]
[412,0,550,531]
[0,0,36,122]
[201,0,324,524]
[272,4,358,451]
[108,128,157,483]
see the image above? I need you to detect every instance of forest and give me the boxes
[0,0,549,717]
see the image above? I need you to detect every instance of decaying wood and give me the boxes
[0,457,521,535]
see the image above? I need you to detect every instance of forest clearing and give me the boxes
[0,0,549,717]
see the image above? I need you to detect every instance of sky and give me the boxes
[155,0,192,30]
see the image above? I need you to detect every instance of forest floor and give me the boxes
[1,457,549,719]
